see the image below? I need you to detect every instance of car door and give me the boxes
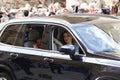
[1,23,51,80]
[0,22,91,80]
[39,24,92,80]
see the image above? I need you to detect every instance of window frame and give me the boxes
[0,23,24,45]
[49,24,83,54]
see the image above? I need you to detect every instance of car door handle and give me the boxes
[44,58,54,62]
[10,53,18,58]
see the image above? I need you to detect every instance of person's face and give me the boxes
[36,39,42,48]
[63,32,72,44]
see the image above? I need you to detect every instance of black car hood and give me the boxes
[95,50,120,60]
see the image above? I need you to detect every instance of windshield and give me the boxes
[72,23,120,52]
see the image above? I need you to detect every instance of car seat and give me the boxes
[53,29,63,51]
[24,29,39,47]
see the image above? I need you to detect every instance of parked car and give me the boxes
[0,14,120,80]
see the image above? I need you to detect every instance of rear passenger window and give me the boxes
[23,24,44,48]
[0,24,23,45]
[0,23,50,50]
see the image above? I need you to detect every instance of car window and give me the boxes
[52,25,83,55]
[23,24,46,49]
[0,24,23,45]
[0,23,50,50]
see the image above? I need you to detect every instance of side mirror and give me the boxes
[60,44,75,55]
[60,44,82,61]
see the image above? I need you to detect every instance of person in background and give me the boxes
[23,10,29,17]
[1,12,9,23]
[48,12,55,16]
[109,0,118,15]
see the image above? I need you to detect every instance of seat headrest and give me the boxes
[28,30,39,41]
[24,41,35,47]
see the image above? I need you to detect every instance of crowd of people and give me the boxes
[0,0,120,23]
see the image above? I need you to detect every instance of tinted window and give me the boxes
[23,24,49,50]
[0,24,23,45]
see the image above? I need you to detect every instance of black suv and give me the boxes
[0,14,120,80]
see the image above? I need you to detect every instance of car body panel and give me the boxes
[0,14,120,80]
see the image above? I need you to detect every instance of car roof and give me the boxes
[7,17,70,27]
[8,13,119,25]
[48,13,119,24]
